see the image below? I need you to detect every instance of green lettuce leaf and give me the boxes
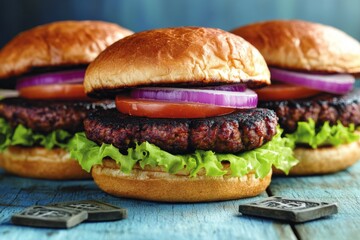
[69,127,298,178]
[0,118,12,151]
[0,118,73,151]
[286,119,360,148]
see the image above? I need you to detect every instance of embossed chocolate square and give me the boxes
[239,196,338,223]
[11,206,88,228]
[49,200,127,221]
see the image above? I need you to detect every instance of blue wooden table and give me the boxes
[1,161,360,240]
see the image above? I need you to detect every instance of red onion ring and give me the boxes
[131,87,258,109]
[16,69,85,90]
[269,67,355,94]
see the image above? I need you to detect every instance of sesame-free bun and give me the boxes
[0,146,90,179]
[232,20,360,74]
[0,21,133,79]
[84,27,270,96]
[273,138,360,175]
[91,159,271,202]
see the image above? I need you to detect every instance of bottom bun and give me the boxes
[92,159,272,202]
[0,146,90,179]
[274,139,360,175]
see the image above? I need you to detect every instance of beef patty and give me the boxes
[0,98,114,133]
[84,108,278,154]
[259,89,360,133]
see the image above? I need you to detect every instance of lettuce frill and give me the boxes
[286,119,359,148]
[68,128,298,178]
[0,118,73,151]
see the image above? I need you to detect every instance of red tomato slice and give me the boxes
[19,84,89,100]
[255,83,321,101]
[115,95,235,118]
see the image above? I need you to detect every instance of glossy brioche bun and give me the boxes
[0,146,90,179]
[0,21,133,79]
[91,159,271,202]
[273,138,360,175]
[84,27,270,96]
[232,20,360,74]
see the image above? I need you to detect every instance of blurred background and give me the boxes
[1,0,360,87]
[1,0,360,48]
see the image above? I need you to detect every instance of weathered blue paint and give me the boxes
[269,161,360,239]
[2,162,360,239]
[0,170,297,240]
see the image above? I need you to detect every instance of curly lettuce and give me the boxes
[286,119,359,149]
[0,117,300,178]
[69,128,298,178]
[0,118,73,151]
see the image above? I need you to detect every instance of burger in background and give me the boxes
[69,27,298,202]
[232,20,360,175]
[0,21,133,179]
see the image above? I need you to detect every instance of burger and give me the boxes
[0,21,133,179]
[69,27,298,202]
[232,20,360,175]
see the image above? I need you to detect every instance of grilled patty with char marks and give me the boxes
[84,108,278,154]
[0,98,115,133]
[259,89,360,133]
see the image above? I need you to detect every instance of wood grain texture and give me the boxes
[268,161,360,240]
[0,170,295,240]
[2,161,360,239]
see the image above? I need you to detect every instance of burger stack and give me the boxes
[232,20,360,175]
[69,27,298,202]
[0,21,133,179]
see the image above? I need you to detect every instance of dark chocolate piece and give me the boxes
[11,206,87,228]
[49,200,127,221]
[239,196,338,223]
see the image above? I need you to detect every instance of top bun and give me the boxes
[0,21,133,79]
[232,20,360,74]
[84,27,270,96]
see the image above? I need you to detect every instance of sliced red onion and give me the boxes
[203,84,246,92]
[131,87,258,109]
[16,69,85,90]
[270,67,355,94]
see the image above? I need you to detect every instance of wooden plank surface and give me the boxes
[269,162,360,239]
[0,170,296,240]
[2,162,360,239]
